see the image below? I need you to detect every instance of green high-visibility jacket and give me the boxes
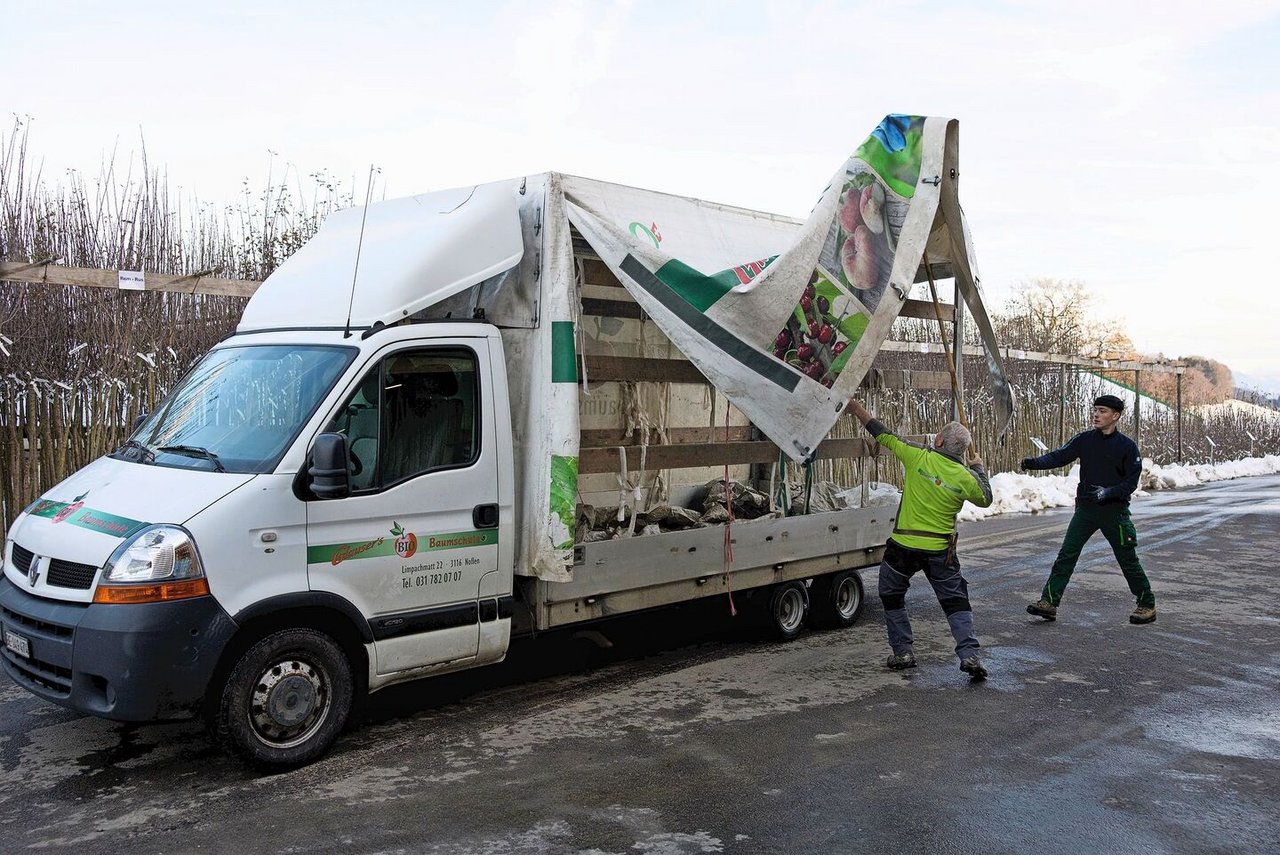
[868,420,993,551]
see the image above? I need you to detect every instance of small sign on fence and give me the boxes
[118,270,145,291]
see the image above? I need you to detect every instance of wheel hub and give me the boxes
[836,579,860,616]
[250,659,328,746]
[778,589,804,631]
[267,673,316,727]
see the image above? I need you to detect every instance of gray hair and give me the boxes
[937,421,971,457]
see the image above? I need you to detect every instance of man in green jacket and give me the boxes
[849,400,994,679]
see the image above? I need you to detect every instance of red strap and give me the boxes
[722,399,737,617]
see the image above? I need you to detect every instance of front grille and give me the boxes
[0,603,79,697]
[47,559,98,590]
[11,544,33,574]
[9,543,98,589]
[1,605,75,640]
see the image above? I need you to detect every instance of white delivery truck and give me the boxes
[0,116,1011,767]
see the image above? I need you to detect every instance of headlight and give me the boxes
[95,525,210,604]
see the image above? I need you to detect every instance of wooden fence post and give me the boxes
[1134,369,1142,446]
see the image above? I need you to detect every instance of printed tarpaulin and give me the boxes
[566,115,1013,460]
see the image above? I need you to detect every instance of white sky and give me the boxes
[8,0,1280,387]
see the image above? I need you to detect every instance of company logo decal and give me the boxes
[391,522,417,559]
[917,467,964,496]
[46,491,89,523]
[307,528,498,566]
[329,537,386,566]
[53,501,85,524]
[730,257,774,285]
[427,532,491,549]
[26,493,147,539]
[27,558,40,587]
[628,221,662,248]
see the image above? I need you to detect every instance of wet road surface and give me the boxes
[1,475,1278,853]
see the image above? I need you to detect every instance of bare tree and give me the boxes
[1140,355,1233,406]
[994,278,1134,358]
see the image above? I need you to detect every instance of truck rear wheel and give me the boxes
[214,628,354,769]
[809,570,865,629]
[766,581,809,641]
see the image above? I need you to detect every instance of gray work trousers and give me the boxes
[877,538,980,660]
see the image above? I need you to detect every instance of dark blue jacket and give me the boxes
[1025,429,1142,506]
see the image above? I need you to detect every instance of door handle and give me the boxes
[473,503,499,529]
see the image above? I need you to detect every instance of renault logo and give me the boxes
[27,558,40,588]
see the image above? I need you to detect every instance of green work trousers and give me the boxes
[1042,502,1155,608]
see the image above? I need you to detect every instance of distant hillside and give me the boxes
[1233,366,1280,398]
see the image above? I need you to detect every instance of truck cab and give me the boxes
[2,322,516,767]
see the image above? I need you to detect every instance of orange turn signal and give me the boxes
[93,578,211,604]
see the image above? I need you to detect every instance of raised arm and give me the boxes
[847,399,888,438]
[965,450,994,507]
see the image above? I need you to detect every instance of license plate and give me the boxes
[3,628,30,659]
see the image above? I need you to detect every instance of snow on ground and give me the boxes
[954,454,1280,521]
[1192,398,1280,424]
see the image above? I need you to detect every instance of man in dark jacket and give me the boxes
[1022,394,1156,624]
[849,400,993,679]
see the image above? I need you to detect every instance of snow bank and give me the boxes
[956,455,1280,522]
[958,468,1082,521]
[1143,454,1280,489]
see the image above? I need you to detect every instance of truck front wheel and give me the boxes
[214,628,354,769]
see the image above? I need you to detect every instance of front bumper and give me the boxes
[0,576,237,721]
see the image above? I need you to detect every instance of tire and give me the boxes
[213,628,354,770]
[808,569,865,629]
[765,581,809,641]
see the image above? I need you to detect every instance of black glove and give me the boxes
[1088,485,1108,503]
[1019,457,1035,471]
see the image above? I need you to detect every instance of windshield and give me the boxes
[121,344,355,474]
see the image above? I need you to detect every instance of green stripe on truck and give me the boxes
[551,321,578,383]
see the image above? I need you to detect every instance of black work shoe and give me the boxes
[960,658,988,680]
[1027,598,1058,621]
[1129,605,1157,625]
[886,652,917,670]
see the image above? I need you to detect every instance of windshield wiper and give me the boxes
[157,444,226,472]
[114,439,155,464]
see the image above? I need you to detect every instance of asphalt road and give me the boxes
[2,475,1278,854]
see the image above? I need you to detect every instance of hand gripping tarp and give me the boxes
[567,115,1012,460]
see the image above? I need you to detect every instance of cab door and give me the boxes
[305,340,499,674]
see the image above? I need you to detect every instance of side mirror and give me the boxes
[132,412,149,430]
[309,433,351,499]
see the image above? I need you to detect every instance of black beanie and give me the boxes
[1094,394,1125,413]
